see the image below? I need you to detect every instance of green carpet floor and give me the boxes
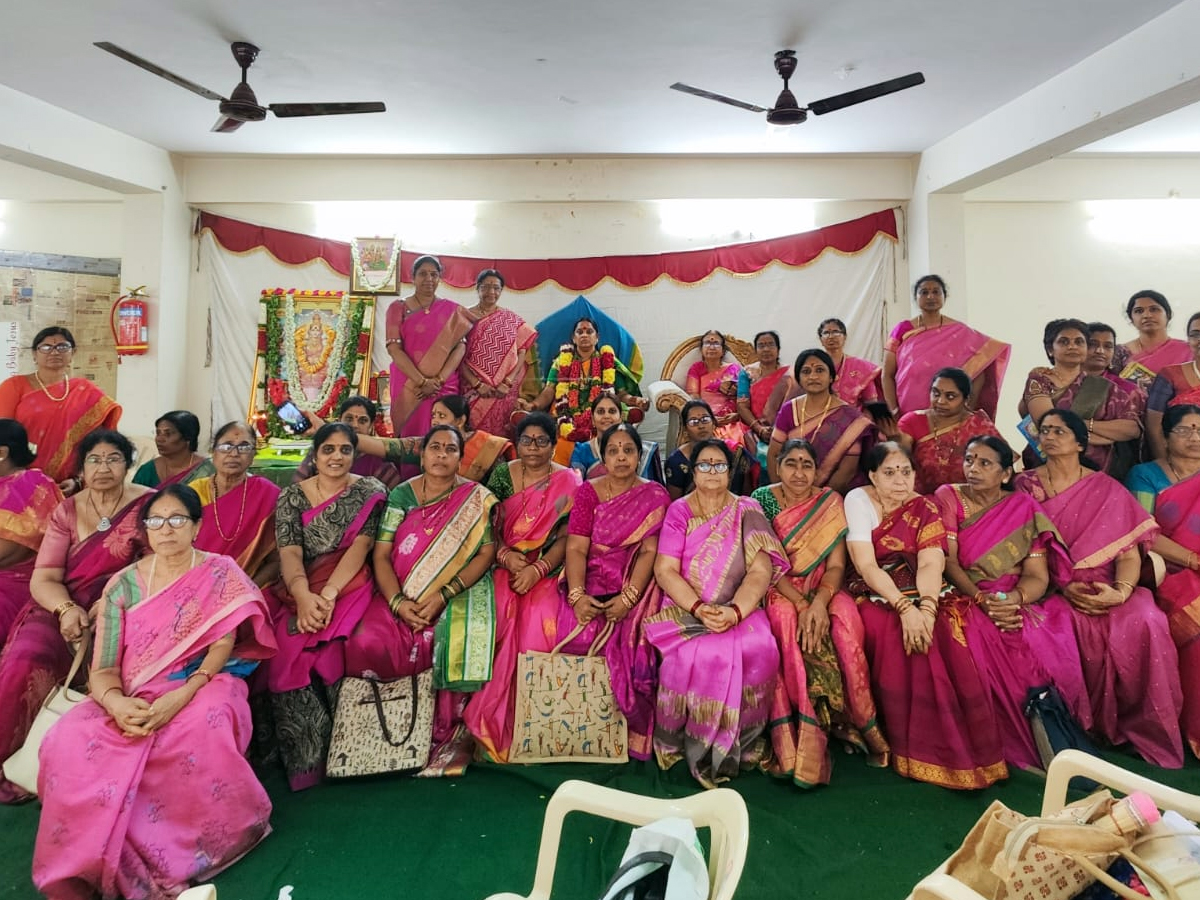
[4,750,1200,900]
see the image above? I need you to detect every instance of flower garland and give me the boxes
[281,290,351,413]
[350,237,401,293]
[260,290,367,438]
[552,343,617,441]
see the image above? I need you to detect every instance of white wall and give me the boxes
[964,199,1200,440]
[0,201,123,258]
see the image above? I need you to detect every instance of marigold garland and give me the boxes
[552,344,616,441]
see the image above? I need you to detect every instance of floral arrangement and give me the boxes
[552,343,617,441]
[258,289,368,438]
[350,237,401,293]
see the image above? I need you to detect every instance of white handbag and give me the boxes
[3,628,90,795]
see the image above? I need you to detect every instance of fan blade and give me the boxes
[806,72,924,116]
[211,115,245,133]
[669,83,766,114]
[269,102,386,118]
[94,42,226,102]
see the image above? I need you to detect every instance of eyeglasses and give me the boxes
[318,444,355,456]
[701,340,723,347]
[694,461,730,474]
[1038,425,1073,437]
[686,415,713,427]
[144,514,195,530]
[517,434,553,448]
[36,343,74,354]
[215,442,256,455]
[819,330,845,338]
[1170,426,1200,437]
[84,454,125,468]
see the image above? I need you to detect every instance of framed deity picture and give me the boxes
[349,237,401,295]
[248,289,376,439]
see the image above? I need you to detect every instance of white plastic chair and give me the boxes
[909,749,1200,899]
[177,886,217,900]
[484,779,749,900]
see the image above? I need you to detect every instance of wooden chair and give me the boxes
[646,334,756,450]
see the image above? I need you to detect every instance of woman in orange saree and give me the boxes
[0,326,120,488]
[752,439,889,787]
[385,255,474,440]
[464,412,581,761]
[0,419,62,645]
[461,269,538,436]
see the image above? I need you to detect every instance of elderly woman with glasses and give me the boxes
[0,429,151,803]
[817,318,882,410]
[665,399,757,499]
[191,421,281,586]
[0,326,121,493]
[647,438,788,787]
[1127,403,1200,759]
[265,422,388,790]
[1015,409,1183,767]
[33,484,276,900]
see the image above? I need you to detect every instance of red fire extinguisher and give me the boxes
[110,286,150,356]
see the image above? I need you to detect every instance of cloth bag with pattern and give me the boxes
[326,671,434,778]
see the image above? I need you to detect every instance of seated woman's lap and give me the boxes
[344,598,435,679]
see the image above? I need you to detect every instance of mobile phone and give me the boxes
[275,400,308,435]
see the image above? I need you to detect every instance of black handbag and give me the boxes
[1024,684,1102,783]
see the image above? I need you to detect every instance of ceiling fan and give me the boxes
[94,40,386,133]
[671,50,924,126]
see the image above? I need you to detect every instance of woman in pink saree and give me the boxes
[1015,409,1183,767]
[461,269,538,435]
[647,438,787,787]
[687,330,748,446]
[752,439,889,788]
[555,423,669,761]
[1126,404,1200,759]
[464,412,581,761]
[882,275,1010,419]
[0,419,62,645]
[0,429,150,804]
[191,421,280,586]
[267,423,387,791]
[33,486,276,900]
[818,318,881,410]
[845,441,1007,789]
[1111,290,1193,391]
[385,255,474,439]
[935,435,1091,770]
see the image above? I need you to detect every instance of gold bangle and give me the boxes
[53,600,77,619]
[567,586,586,607]
[99,685,122,707]
[188,669,214,684]
[893,597,913,614]
[1113,580,1136,599]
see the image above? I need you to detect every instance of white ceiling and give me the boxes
[0,0,1188,157]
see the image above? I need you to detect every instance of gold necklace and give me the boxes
[211,476,248,543]
[693,493,729,522]
[518,462,550,524]
[801,392,834,436]
[33,371,69,402]
[88,487,124,532]
[417,476,456,535]
[1044,465,1083,497]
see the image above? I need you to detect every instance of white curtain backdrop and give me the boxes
[198,228,896,444]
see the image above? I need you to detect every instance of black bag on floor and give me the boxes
[1024,684,1102,783]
